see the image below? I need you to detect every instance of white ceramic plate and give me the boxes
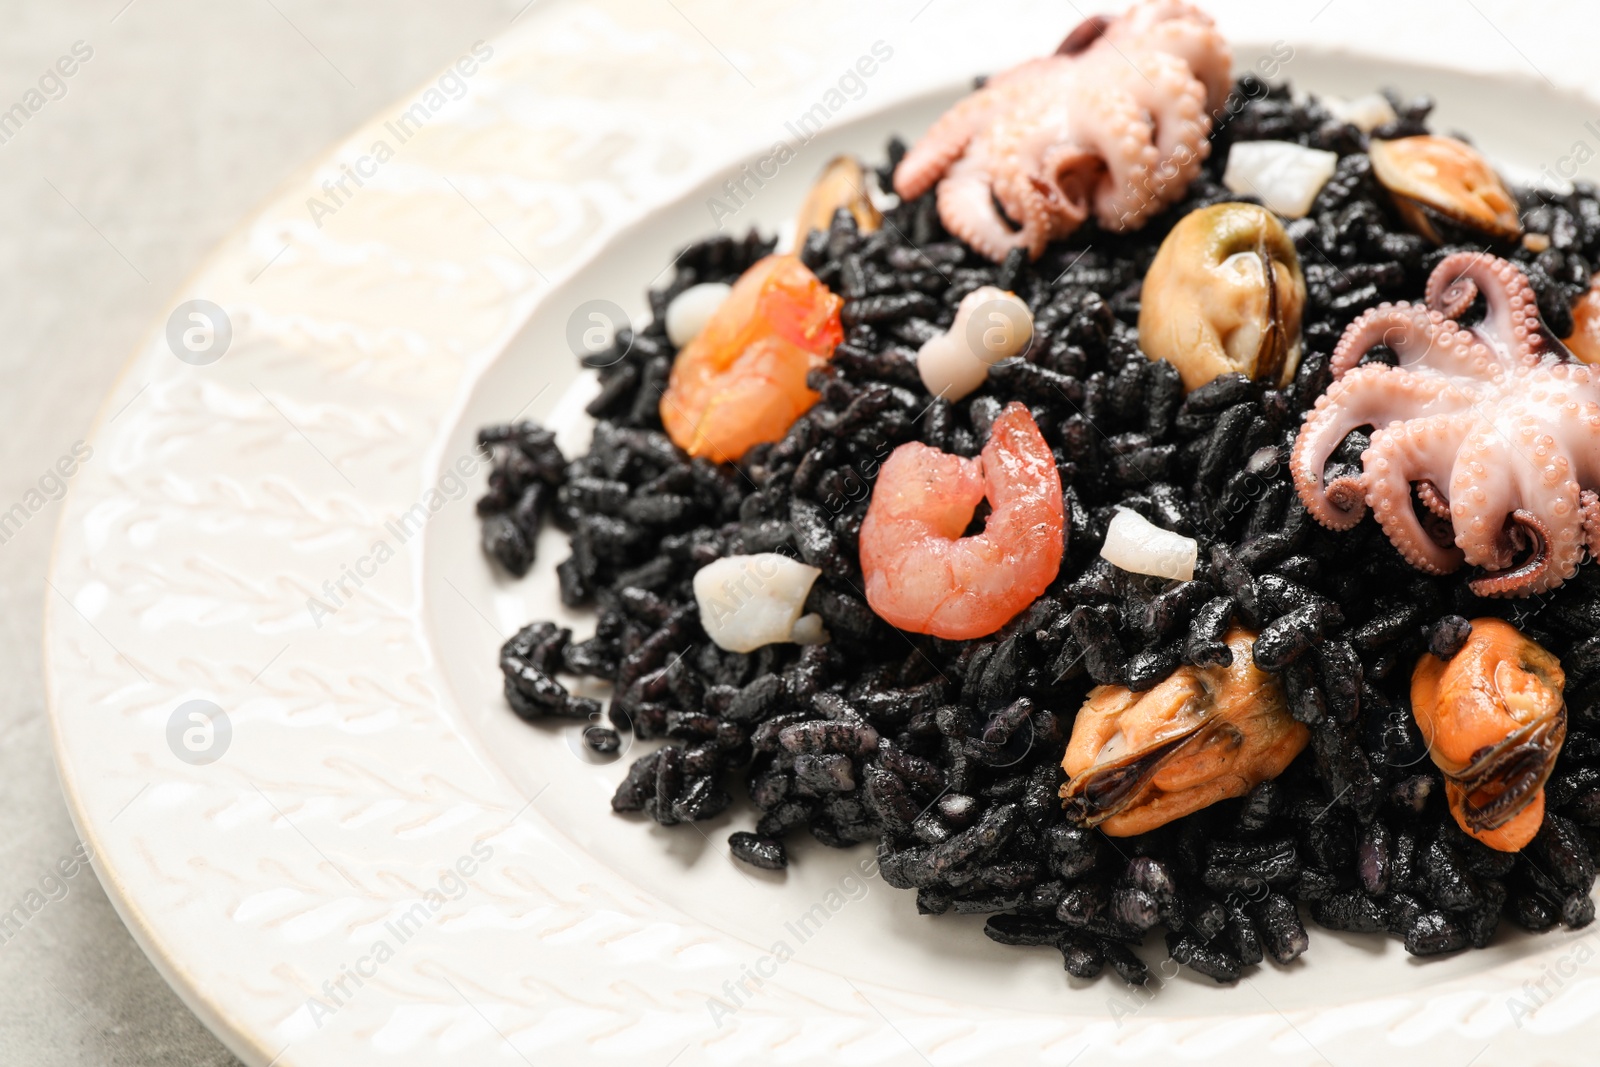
[45,2,1600,1064]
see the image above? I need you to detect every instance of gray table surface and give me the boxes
[0,2,517,1062]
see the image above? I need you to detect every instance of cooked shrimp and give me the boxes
[859,402,1065,639]
[659,254,843,462]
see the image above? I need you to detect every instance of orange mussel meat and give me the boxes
[1060,628,1308,836]
[660,254,843,462]
[1411,617,1566,852]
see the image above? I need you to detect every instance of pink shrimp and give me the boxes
[859,402,1065,640]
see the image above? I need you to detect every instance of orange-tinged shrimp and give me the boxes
[659,254,843,462]
[860,402,1065,639]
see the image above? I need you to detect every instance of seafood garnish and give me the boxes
[859,402,1063,639]
[1292,251,1600,597]
[694,554,828,653]
[793,155,882,249]
[916,285,1033,401]
[1061,628,1308,836]
[891,0,1229,261]
[1221,140,1338,219]
[477,15,1600,978]
[1100,506,1197,581]
[1320,92,1397,133]
[1564,269,1600,365]
[1411,617,1566,851]
[665,282,731,347]
[660,254,842,462]
[1368,135,1522,244]
[1138,202,1306,391]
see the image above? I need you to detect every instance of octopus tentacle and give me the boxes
[894,99,984,202]
[1414,478,1458,550]
[936,162,1032,262]
[893,54,1057,203]
[1546,363,1600,487]
[891,0,1225,261]
[1324,475,1366,516]
[1364,414,1472,574]
[1424,251,1549,369]
[1036,145,1098,233]
[1329,303,1498,382]
[1582,489,1600,557]
[1073,82,1160,231]
[1106,0,1231,112]
[1299,251,1600,598]
[1469,511,1553,596]
[1415,479,1452,520]
[1290,365,1473,530]
[994,166,1052,259]
[1103,51,1209,217]
[1450,421,1586,594]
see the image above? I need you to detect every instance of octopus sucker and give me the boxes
[1581,489,1600,555]
[892,0,1227,262]
[1467,511,1553,597]
[1290,364,1472,530]
[1366,412,1478,575]
[1293,252,1600,596]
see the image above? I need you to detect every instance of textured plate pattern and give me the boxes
[43,1,1600,1064]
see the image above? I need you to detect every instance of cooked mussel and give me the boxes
[1368,135,1522,245]
[793,155,882,247]
[1060,627,1309,836]
[1565,270,1600,365]
[1411,617,1565,852]
[1137,202,1306,392]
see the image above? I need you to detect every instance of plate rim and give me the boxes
[43,4,1600,1064]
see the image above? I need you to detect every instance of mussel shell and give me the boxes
[1137,202,1307,391]
[1059,627,1308,835]
[1063,727,1205,826]
[1369,135,1522,244]
[794,155,882,248]
[1449,711,1565,832]
[1564,270,1600,364]
[1410,617,1566,850]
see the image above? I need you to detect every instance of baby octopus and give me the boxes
[1292,251,1600,596]
[892,0,1229,262]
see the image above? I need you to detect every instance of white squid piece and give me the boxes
[694,553,829,653]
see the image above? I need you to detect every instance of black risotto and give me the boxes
[476,78,1600,985]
